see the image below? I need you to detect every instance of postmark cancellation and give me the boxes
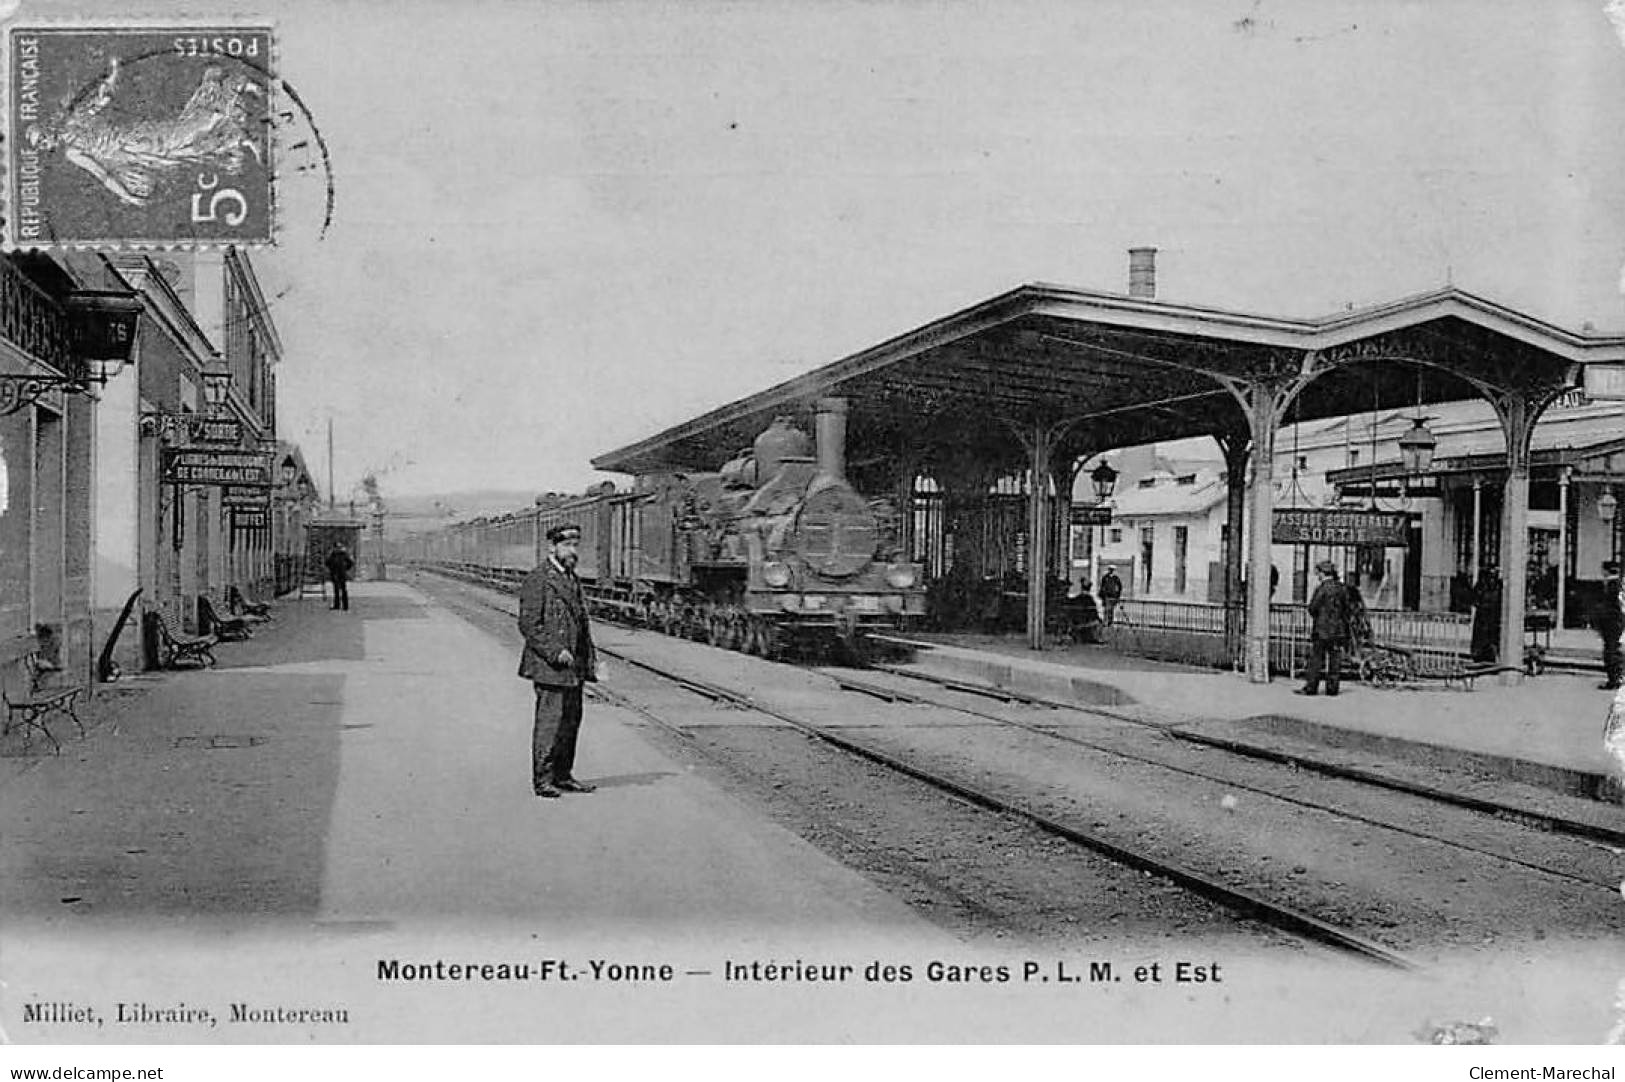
[7,25,275,247]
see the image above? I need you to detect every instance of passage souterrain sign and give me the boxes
[162,449,271,487]
[1272,508,1411,547]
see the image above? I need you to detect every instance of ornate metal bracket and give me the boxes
[0,371,90,417]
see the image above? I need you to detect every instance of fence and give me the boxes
[1112,598,1471,677]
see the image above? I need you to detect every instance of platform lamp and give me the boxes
[1601,488,1620,564]
[201,357,232,417]
[1089,460,1119,502]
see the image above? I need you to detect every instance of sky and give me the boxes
[24,0,1625,500]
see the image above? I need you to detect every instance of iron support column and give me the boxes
[1025,420,1054,651]
[1220,361,1316,684]
[1495,395,1536,684]
[1217,432,1250,667]
[1244,396,1280,682]
[1470,478,1482,582]
[1557,467,1570,631]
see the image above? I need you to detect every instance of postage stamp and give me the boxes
[8,25,275,247]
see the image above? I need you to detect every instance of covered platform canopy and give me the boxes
[594,281,1625,681]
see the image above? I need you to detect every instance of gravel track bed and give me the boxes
[827,670,1625,891]
[411,572,1306,954]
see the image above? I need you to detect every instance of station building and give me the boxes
[0,247,312,690]
[594,252,1625,681]
[1082,392,1625,632]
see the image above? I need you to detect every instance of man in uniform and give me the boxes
[325,544,354,611]
[1598,560,1623,691]
[1097,567,1123,626]
[518,523,600,798]
[1297,559,1350,697]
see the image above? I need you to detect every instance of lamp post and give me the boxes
[202,358,232,416]
[1602,488,1620,564]
[1087,461,1118,590]
[370,496,387,583]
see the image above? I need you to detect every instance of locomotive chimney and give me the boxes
[814,397,848,482]
[1128,247,1157,299]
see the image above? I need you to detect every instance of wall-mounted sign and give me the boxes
[1070,506,1114,526]
[1583,364,1625,401]
[162,448,271,487]
[222,485,270,507]
[1272,508,1411,547]
[191,417,243,444]
[231,508,269,530]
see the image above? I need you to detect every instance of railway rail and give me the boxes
[415,564,1422,970]
[823,668,1622,895]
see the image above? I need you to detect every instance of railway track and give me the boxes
[413,565,1421,970]
[823,667,1623,895]
[862,655,1625,849]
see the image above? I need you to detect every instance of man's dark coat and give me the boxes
[517,560,597,688]
[1307,577,1351,644]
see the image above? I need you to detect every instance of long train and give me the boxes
[407,398,927,656]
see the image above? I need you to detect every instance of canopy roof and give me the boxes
[593,283,1625,478]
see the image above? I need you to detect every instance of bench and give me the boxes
[227,586,272,621]
[2,649,86,753]
[148,608,218,669]
[199,596,252,642]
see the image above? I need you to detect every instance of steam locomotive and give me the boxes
[423,397,927,657]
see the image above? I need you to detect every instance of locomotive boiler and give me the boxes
[613,397,926,657]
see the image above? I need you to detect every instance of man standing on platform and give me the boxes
[518,523,600,798]
[325,544,354,612]
[1098,567,1123,626]
[1598,560,1623,691]
[1297,559,1350,697]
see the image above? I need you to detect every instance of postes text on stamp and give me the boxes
[9,26,275,247]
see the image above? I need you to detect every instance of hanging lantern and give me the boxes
[201,357,232,415]
[1398,416,1437,475]
[1600,489,1619,522]
[1090,461,1119,501]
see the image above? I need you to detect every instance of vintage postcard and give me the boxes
[0,0,1623,1072]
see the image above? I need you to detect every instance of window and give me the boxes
[1297,455,1308,471]
[1173,525,1189,594]
[1348,448,1361,467]
[1139,527,1155,594]
[1108,527,1123,545]
[1175,474,1196,486]
[1137,477,1157,489]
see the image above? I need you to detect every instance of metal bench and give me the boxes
[227,586,272,621]
[149,608,218,669]
[2,648,86,753]
[199,596,252,642]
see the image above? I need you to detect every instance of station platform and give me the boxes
[0,581,954,1043]
[878,630,1625,812]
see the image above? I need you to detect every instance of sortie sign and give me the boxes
[162,449,271,487]
[1272,508,1411,547]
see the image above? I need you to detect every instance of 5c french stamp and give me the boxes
[8,25,275,247]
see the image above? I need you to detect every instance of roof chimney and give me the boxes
[1128,247,1157,299]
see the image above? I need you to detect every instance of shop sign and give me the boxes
[1584,363,1625,401]
[223,485,270,507]
[162,448,271,487]
[1070,506,1114,526]
[1272,508,1410,547]
[190,417,243,444]
[231,507,269,530]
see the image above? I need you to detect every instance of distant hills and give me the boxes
[377,489,548,535]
